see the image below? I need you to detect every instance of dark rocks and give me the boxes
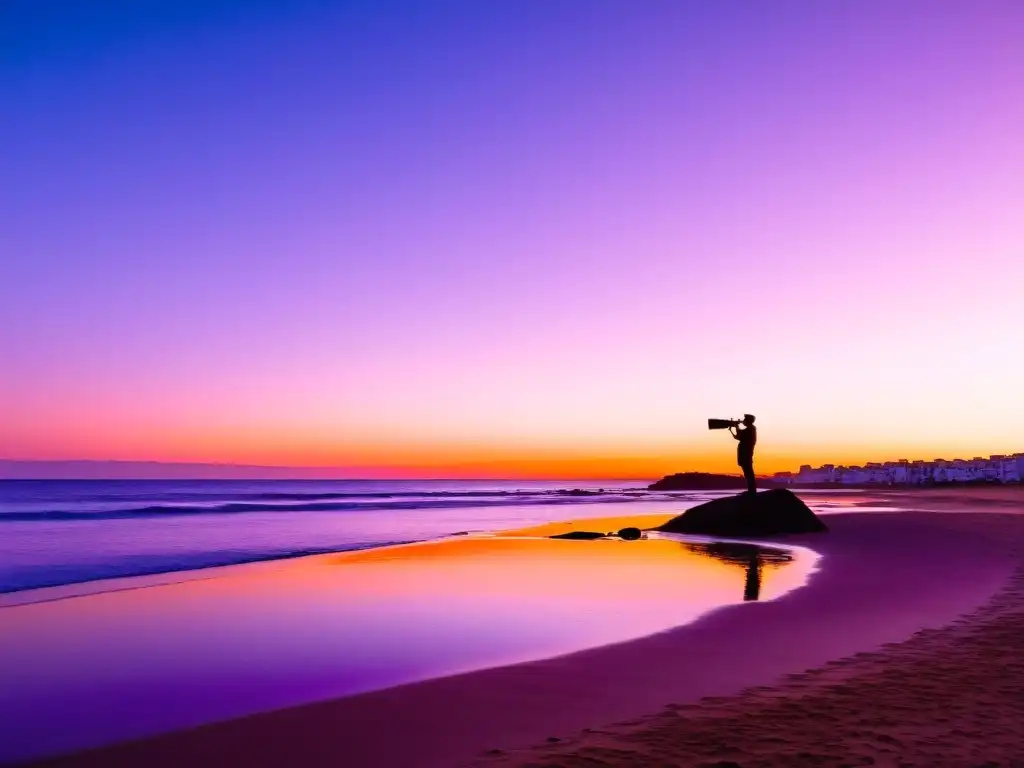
[549,527,644,541]
[655,489,827,537]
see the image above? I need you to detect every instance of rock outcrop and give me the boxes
[550,527,644,541]
[654,489,827,537]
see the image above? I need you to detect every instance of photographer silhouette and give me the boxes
[729,414,758,494]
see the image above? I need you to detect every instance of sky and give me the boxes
[3,1,1023,479]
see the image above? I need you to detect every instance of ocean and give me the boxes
[0,479,732,593]
[0,479,828,762]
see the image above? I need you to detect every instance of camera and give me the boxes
[707,418,740,430]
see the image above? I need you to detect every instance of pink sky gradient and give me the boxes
[3,2,1023,477]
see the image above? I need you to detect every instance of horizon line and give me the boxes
[0,459,662,482]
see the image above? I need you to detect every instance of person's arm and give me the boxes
[730,426,740,440]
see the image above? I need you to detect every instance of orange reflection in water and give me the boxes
[314,535,787,602]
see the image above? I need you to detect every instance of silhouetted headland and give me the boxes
[655,489,827,537]
[648,472,778,491]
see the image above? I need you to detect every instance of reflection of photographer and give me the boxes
[709,414,757,494]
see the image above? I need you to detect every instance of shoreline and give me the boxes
[0,490,722,596]
[2,512,813,764]
[484,515,1024,767]
[7,484,1016,597]
[30,508,1024,768]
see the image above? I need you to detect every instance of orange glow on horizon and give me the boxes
[6,442,1020,480]
[6,410,1020,479]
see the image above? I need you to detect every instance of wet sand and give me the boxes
[3,531,817,763]
[479,515,1024,768]
[30,497,1024,768]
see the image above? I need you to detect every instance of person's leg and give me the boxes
[742,461,756,494]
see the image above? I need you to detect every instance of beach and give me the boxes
[479,510,1024,768]
[0,489,817,764]
[482,565,1024,767]
[9,488,1019,767]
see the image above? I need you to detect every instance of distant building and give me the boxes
[772,451,1024,486]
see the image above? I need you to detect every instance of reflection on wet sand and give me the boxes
[0,534,817,764]
[680,541,795,602]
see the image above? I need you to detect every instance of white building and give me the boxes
[773,451,1024,486]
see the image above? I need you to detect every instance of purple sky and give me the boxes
[3,2,1023,476]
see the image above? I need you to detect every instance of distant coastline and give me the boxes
[774,453,1024,486]
[647,472,779,491]
[649,471,1024,492]
[788,480,1024,490]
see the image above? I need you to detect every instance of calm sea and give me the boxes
[0,479,737,593]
